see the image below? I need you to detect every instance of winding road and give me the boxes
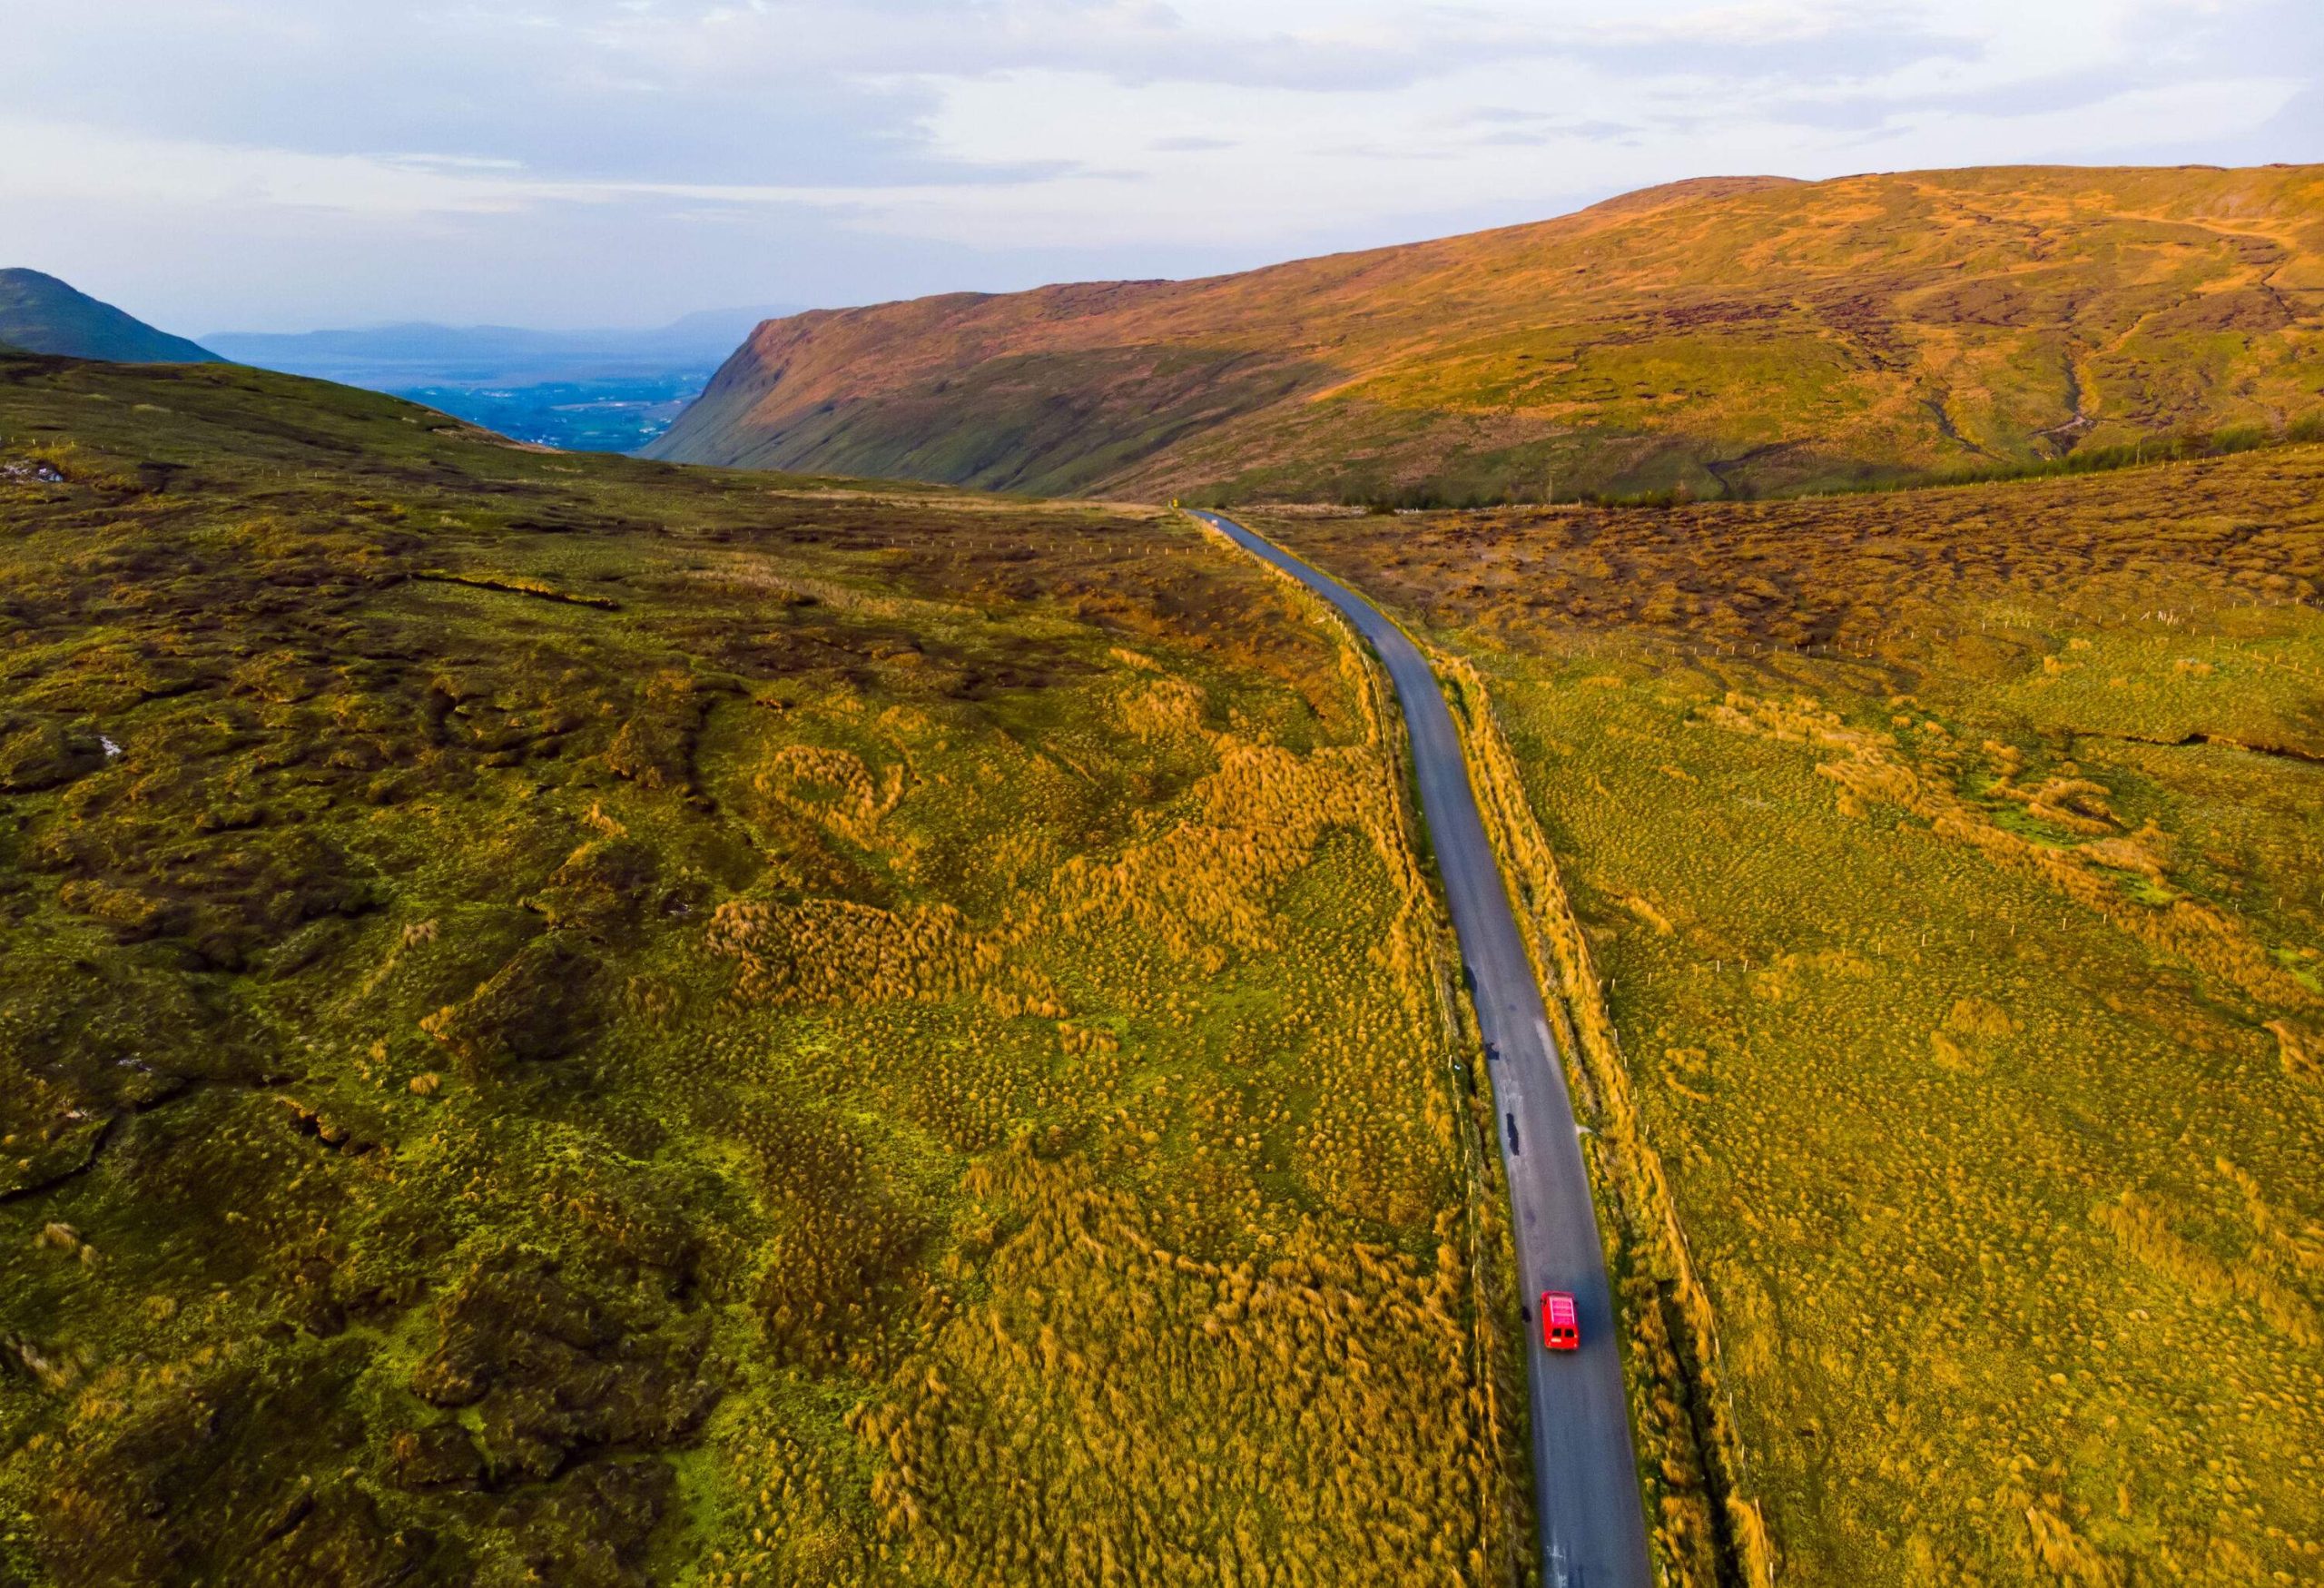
[1191,511,1652,1588]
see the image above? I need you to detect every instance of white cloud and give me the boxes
[3,0,2314,330]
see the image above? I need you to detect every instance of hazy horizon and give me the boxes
[193,304,802,340]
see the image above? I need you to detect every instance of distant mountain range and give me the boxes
[205,306,802,390]
[0,269,222,364]
[646,163,2324,503]
[202,304,804,455]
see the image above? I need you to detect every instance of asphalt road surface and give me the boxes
[1192,511,1653,1588]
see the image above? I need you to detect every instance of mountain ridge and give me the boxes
[647,163,2324,501]
[0,270,222,365]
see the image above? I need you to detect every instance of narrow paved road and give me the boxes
[1192,511,1652,1588]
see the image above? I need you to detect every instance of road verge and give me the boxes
[1431,648,1777,1588]
[1189,510,1538,1582]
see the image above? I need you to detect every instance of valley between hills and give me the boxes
[3,159,2322,1588]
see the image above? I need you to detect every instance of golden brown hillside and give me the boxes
[649,164,2324,503]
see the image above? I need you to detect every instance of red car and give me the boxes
[1541,1291,1580,1352]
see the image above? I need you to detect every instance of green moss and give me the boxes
[0,353,1523,1585]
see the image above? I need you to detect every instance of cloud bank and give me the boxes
[5,0,2315,330]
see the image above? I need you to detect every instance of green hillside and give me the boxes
[0,270,223,365]
[650,164,2324,504]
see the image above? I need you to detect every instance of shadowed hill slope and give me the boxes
[648,164,2324,503]
[0,270,222,365]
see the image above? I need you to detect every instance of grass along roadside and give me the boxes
[1258,447,2324,1583]
[1432,650,1776,1588]
[1186,510,1540,1570]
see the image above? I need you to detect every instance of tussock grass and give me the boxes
[0,355,1525,1585]
[1265,443,2324,1584]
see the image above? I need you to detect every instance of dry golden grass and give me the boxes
[0,355,1529,1586]
[1265,444,2324,1584]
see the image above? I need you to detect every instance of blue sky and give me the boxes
[6,0,2316,333]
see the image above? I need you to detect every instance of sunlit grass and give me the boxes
[1267,443,2324,1584]
[0,354,1527,1586]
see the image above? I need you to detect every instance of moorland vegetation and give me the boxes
[652,164,2324,508]
[0,353,1533,1587]
[1265,447,2324,1584]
